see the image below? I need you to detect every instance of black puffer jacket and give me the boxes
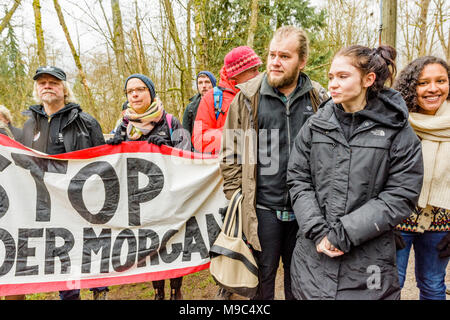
[287,89,424,300]
[20,103,105,154]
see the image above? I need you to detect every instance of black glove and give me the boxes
[393,230,406,251]
[436,232,450,259]
[147,135,166,146]
[106,135,123,145]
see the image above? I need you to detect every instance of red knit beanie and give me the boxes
[224,46,262,79]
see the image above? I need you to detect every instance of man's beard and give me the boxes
[267,64,300,90]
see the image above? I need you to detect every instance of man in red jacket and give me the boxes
[192,46,262,154]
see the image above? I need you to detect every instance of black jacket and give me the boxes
[0,122,21,140]
[20,103,105,154]
[256,73,318,211]
[287,89,424,300]
[182,93,202,139]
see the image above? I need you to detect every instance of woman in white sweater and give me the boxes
[394,56,450,300]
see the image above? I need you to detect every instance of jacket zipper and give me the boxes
[286,100,291,155]
[43,115,52,153]
[284,98,292,209]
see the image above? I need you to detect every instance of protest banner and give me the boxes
[0,135,227,295]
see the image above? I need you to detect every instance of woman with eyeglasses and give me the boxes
[107,73,189,151]
[107,74,188,300]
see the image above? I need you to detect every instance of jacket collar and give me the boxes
[189,93,201,103]
[309,100,349,146]
[259,72,313,102]
[29,103,81,118]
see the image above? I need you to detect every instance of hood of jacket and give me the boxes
[236,71,265,100]
[320,88,408,129]
[218,66,240,95]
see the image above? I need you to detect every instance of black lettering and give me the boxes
[82,228,111,274]
[11,153,67,221]
[68,161,120,224]
[183,217,208,261]
[127,158,164,226]
[112,229,137,272]
[15,228,43,276]
[205,213,221,247]
[137,229,160,267]
[159,229,182,263]
[0,228,16,276]
[0,154,11,219]
[45,228,74,275]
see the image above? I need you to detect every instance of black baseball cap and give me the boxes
[33,66,67,81]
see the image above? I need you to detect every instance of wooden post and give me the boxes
[381,0,397,48]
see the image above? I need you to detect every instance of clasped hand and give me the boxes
[316,236,344,258]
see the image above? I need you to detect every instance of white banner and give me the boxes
[0,136,227,295]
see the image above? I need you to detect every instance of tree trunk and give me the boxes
[161,0,193,106]
[433,0,449,60]
[52,0,98,118]
[193,0,208,73]
[134,0,149,75]
[0,0,21,34]
[111,0,127,80]
[247,0,259,47]
[381,0,397,48]
[32,0,46,66]
[131,29,143,74]
[187,0,193,83]
[417,0,431,56]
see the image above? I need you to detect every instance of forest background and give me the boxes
[0,0,449,133]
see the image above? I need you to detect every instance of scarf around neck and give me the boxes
[123,98,163,140]
[409,100,450,210]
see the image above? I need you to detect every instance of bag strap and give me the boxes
[234,198,243,238]
[222,189,242,237]
[165,113,173,137]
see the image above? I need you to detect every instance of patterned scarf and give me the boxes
[123,98,164,140]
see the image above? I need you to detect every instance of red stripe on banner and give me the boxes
[0,262,210,296]
[0,134,218,160]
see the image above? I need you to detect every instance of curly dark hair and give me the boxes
[393,56,450,112]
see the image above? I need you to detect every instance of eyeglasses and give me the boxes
[125,86,148,96]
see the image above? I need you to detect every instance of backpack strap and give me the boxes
[213,86,225,120]
[165,113,173,138]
